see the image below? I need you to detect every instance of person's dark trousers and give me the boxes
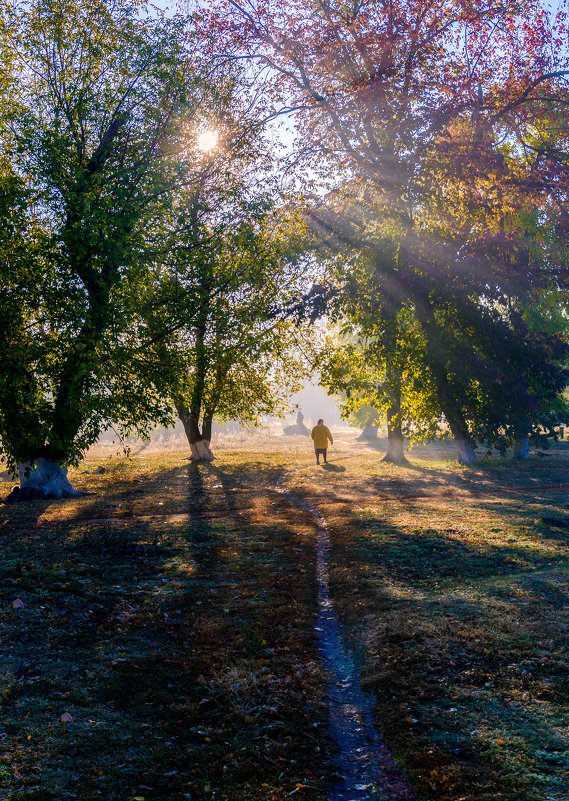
[315,448,327,464]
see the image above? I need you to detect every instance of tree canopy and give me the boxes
[210,0,569,462]
[0,0,568,491]
[0,0,241,488]
[145,192,314,460]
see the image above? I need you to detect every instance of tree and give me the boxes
[314,182,569,463]
[318,296,442,464]
[145,199,313,460]
[354,408,380,442]
[210,0,569,464]
[0,0,224,496]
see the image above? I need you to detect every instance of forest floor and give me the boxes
[0,432,568,801]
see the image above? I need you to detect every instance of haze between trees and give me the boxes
[0,0,568,494]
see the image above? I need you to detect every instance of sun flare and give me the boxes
[197,129,219,152]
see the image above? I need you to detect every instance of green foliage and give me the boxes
[146,196,315,441]
[0,0,232,470]
[346,405,379,431]
[314,127,569,454]
[216,0,569,459]
[0,168,56,467]
[320,304,443,446]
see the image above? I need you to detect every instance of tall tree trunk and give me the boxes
[20,459,81,498]
[47,235,114,457]
[513,435,530,459]
[453,430,477,465]
[190,440,215,461]
[441,393,477,465]
[512,418,530,459]
[380,306,408,466]
[414,294,477,465]
[6,458,82,502]
[5,285,112,501]
[202,411,214,444]
[384,420,407,464]
[175,400,214,461]
[383,393,408,465]
[176,284,215,461]
[444,391,475,463]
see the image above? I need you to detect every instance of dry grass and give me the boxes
[1,432,569,800]
[0,449,330,801]
[274,434,569,801]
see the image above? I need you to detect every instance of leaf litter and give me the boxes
[1,434,569,801]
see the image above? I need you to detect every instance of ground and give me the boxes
[0,431,568,801]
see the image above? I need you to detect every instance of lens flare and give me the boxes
[197,130,219,152]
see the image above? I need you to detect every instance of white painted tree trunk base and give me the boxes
[357,426,379,442]
[513,436,530,459]
[189,440,215,461]
[11,458,82,500]
[382,440,409,466]
[455,437,477,465]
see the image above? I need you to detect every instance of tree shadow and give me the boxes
[358,453,569,500]
[359,584,569,788]
[0,492,56,531]
[329,496,569,797]
[0,455,328,799]
[359,436,455,456]
[5,448,567,800]
[349,513,563,582]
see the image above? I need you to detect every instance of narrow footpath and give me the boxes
[280,488,416,801]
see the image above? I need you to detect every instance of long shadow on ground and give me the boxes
[0,458,332,801]
[322,488,569,801]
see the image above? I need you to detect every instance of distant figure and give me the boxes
[311,418,334,465]
[283,410,310,436]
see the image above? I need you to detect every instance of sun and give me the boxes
[197,129,219,152]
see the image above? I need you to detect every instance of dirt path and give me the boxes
[276,486,416,801]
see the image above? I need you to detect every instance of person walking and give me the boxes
[311,418,334,465]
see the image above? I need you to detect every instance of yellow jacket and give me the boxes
[311,424,333,449]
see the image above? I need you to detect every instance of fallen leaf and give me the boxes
[60,712,73,723]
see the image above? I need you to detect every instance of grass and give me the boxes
[0,452,330,801]
[277,438,569,801]
[1,433,569,800]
